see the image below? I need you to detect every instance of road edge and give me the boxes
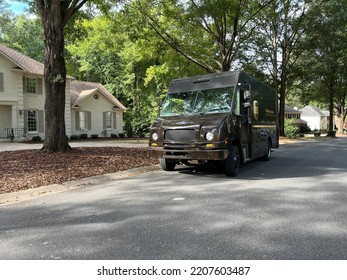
[0,164,160,206]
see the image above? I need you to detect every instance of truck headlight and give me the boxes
[152,132,159,141]
[205,132,214,141]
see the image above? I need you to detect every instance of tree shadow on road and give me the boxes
[175,139,347,180]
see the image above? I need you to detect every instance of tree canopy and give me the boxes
[2,0,347,139]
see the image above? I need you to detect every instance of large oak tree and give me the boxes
[35,0,88,152]
[136,0,273,73]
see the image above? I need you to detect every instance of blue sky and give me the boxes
[7,1,29,14]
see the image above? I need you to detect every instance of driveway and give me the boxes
[0,139,147,152]
[0,137,347,260]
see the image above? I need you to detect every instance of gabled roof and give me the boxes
[70,81,126,111]
[300,105,329,117]
[0,44,44,75]
[285,105,301,113]
[1,44,126,111]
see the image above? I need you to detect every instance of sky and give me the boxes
[7,0,29,14]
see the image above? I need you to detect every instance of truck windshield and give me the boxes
[160,87,234,116]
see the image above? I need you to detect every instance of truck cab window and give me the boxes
[233,89,249,116]
[161,87,234,116]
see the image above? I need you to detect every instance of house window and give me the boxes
[103,111,116,130]
[79,111,87,130]
[0,73,4,92]
[26,78,37,94]
[105,112,113,129]
[27,110,37,132]
[75,111,91,131]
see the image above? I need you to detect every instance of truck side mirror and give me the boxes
[243,91,251,100]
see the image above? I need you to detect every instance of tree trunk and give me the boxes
[326,66,336,136]
[40,4,71,152]
[279,67,286,137]
[279,35,287,137]
[336,109,344,135]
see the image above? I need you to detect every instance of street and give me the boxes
[1,137,347,259]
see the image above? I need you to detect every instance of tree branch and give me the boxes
[62,0,88,27]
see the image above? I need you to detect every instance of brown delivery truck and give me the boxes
[148,71,279,176]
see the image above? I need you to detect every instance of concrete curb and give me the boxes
[0,164,160,206]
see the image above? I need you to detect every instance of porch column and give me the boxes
[11,105,17,128]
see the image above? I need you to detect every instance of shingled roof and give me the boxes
[300,105,329,117]
[70,80,126,110]
[0,44,44,75]
[1,44,126,111]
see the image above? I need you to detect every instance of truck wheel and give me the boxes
[160,158,176,171]
[262,141,271,161]
[225,146,240,177]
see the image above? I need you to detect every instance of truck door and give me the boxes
[234,89,252,161]
[251,99,265,158]
[240,89,262,159]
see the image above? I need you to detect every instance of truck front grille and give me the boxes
[164,129,195,142]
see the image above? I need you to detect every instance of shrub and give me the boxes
[91,134,99,139]
[110,133,118,138]
[327,130,336,137]
[70,135,78,140]
[119,133,125,138]
[79,134,88,139]
[32,136,41,142]
[284,119,301,138]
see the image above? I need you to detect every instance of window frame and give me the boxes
[26,78,37,94]
[105,111,113,130]
[27,110,38,132]
[103,111,117,130]
[79,111,88,131]
[76,111,91,131]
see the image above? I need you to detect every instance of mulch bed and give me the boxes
[0,147,158,194]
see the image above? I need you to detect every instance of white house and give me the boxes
[300,105,329,131]
[285,105,301,120]
[0,44,126,140]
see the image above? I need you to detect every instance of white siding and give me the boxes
[301,116,320,131]
[1,53,123,140]
[0,57,19,102]
[70,91,124,137]
[0,56,24,137]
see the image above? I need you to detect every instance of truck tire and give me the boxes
[160,158,176,171]
[262,140,271,161]
[225,146,240,177]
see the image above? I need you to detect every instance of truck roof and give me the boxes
[168,71,242,93]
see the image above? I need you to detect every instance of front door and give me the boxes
[0,105,11,138]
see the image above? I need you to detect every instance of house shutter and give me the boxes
[38,110,44,133]
[0,73,4,92]
[24,110,28,134]
[37,78,43,95]
[103,112,106,129]
[113,112,117,129]
[87,111,92,130]
[75,111,80,130]
[23,77,27,94]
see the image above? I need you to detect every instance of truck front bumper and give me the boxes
[147,147,228,161]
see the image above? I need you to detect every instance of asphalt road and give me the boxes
[1,137,347,260]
